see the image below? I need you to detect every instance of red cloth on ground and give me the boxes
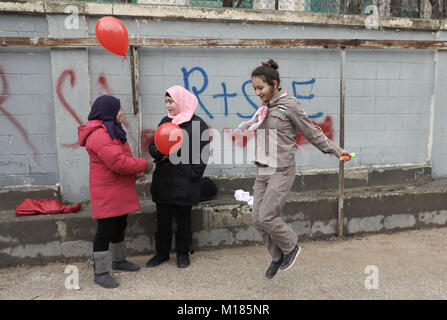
[15,199,82,217]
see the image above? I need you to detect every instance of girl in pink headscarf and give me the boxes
[146,85,210,268]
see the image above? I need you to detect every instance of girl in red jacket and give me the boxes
[78,95,154,289]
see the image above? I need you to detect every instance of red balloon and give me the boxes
[95,16,128,56]
[155,122,184,155]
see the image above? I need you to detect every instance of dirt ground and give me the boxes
[0,227,446,300]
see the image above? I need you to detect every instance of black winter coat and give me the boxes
[149,115,210,206]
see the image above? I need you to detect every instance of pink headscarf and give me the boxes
[166,85,198,125]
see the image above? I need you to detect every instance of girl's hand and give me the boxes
[145,159,154,173]
[136,172,145,179]
[339,151,353,162]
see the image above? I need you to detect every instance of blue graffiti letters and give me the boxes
[182,66,322,120]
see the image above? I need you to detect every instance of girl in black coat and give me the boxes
[147,85,210,268]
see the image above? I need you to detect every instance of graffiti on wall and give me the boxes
[181,66,333,148]
[0,64,334,165]
[0,67,40,161]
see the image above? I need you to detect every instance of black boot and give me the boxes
[146,253,169,267]
[177,254,190,268]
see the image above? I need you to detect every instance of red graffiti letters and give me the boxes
[0,67,39,156]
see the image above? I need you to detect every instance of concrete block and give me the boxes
[349,97,374,115]
[387,80,400,97]
[22,74,51,95]
[25,115,55,135]
[289,220,312,237]
[0,156,29,175]
[44,172,59,185]
[0,53,38,74]
[193,228,238,248]
[1,95,43,115]
[363,80,376,97]
[410,81,430,97]
[399,64,422,80]
[418,210,447,226]
[375,96,389,113]
[398,81,412,97]
[1,74,22,94]
[37,95,54,115]
[33,16,48,35]
[377,62,400,80]
[384,214,416,230]
[363,62,377,79]
[310,219,337,237]
[316,79,339,97]
[374,132,397,148]
[2,241,61,259]
[0,14,34,32]
[85,2,113,16]
[0,173,56,187]
[206,204,252,229]
[347,215,384,234]
[140,56,165,77]
[346,79,365,97]
[141,75,176,95]
[325,60,340,79]
[29,155,58,174]
[0,136,15,155]
[234,225,262,243]
[374,80,389,97]
[0,115,27,135]
[374,114,387,131]
[60,240,92,258]
[27,135,58,155]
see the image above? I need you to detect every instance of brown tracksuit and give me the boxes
[252,89,344,260]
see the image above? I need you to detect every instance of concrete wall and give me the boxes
[0,1,445,203]
[0,14,58,187]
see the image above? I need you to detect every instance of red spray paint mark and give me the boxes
[207,124,214,142]
[56,70,83,126]
[0,67,39,157]
[296,116,334,147]
[55,70,81,148]
[62,142,81,149]
[98,74,109,95]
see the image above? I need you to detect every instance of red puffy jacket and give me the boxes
[78,120,147,219]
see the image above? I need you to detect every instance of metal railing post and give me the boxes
[338,47,346,238]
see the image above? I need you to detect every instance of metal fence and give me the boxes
[51,0,447,19]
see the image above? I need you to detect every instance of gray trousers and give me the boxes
[252,165,298,260]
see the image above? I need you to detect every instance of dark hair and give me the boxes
[165,92,171,98]
[251,59,280,87]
